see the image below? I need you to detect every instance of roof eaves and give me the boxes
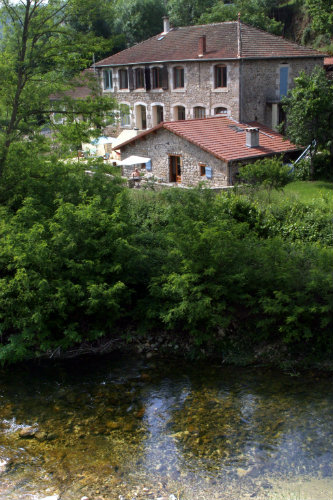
[95,57,240,68]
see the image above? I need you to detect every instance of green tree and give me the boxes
[281,67,333,175]
[305,0,333,38]
[167,0,215,27]
[113,0,166,46]
[238,157,292,202]
[198,0,283,35]
[0,0,116,177]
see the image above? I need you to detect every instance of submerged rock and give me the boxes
[19,427,37,438]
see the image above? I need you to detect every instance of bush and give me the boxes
[292,159,311,180]
[239,157,292,201]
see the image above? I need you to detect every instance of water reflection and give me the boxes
[0,357,332,500]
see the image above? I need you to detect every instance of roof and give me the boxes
[96,22,324,67]
[115,116,300,163]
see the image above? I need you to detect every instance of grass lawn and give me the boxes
[283,180,333,203]
[251,180,333,205]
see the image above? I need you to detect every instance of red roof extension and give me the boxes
[96,22,323,66]
[115,116,300,163]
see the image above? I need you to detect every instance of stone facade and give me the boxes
[100,56,322,133]
[120,129,231,188]
[101,60,240,130]
[241,57,321,126]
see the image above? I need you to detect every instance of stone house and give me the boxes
[115,115,301,188]
[95,17,324,133]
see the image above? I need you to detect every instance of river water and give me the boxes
[0,354,332,500]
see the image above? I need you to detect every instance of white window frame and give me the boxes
[133,66,145,91]
[151,102,165,127]
[192,105,208,119]
[103,69,113,91]
[171,103,187,121]
[211,64,228,92]
[171,64,186,92]
[118,68,129,91]
[119,101,131,128]
[151,65,164,91]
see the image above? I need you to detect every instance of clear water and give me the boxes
[0,354,332,500]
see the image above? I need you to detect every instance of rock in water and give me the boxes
[19,427,37,438]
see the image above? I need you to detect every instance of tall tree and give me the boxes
[0,0,115,177]
[113,0,166,46]
[282,67,333,172]
[198,0,283,35]
[167,0,215,27]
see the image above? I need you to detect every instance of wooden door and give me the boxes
[169,155,182,183]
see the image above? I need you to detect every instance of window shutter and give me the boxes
[128,67,134,90]
[145,66,151,91]
[279,66,289,98]
[205,166,212,179]
[162,64,169,90]
[146,160,152,171]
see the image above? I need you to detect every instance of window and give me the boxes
[199,164,206,176]
[119,69,128,89]
[135,68,144,89]
[173,66,184,88]
[120,104,130,127]
[135,104,147,130]
[194,106,206,119]
[214,64,227,88]
[215,107,227,115]
[103,69,113,90]
[152,105,164,126]
[152,67,162,89]
[174,105,186,120]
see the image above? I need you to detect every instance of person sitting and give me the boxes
[131,167,141,180]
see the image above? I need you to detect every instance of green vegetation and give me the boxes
[238,157,292,202]
[0,148,331,365]
[281,68,333,175]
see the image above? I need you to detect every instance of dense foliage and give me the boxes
[0,153,331,364]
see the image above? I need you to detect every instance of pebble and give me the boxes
[19,427,37,438]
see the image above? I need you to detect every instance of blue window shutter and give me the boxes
[280,66,289,99]
[205,166,212,179]
[146,160,152,171]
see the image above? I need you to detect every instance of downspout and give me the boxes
[237,13,243,122]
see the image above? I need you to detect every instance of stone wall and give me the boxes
[241,57,323,125]
[100,60,240,130]
[119,129,231,188]
[101,56,323,133]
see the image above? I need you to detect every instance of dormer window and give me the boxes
[135,68,144,89]
[103,69,113,90]
[119,69,128,89]
[151,67,162,89]
[173,66,184,89]
[214,64,227,88]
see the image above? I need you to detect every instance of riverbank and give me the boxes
[38,329,333,374]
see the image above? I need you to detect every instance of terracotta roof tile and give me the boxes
[115,116,300,162]
[96,22,323,67]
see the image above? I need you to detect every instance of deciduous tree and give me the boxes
[282,67,333,174]
[0,0,116,177]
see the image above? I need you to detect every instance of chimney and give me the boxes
[246,127,259,148]
[162,16,170,33]
[198,35,206,57]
